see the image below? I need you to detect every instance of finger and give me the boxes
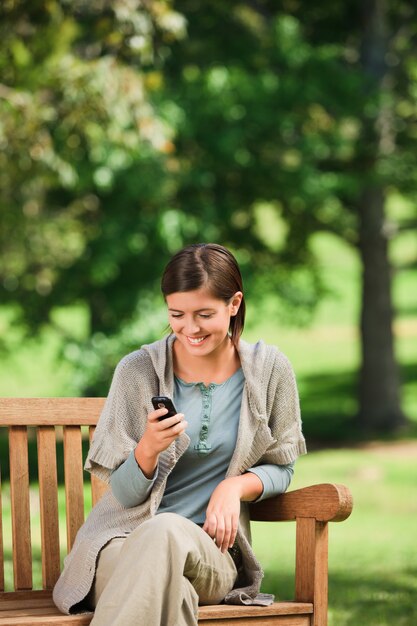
[229,518,239,548]
[215,520,226,552]
[160,417,187,438]
[203,513,217,540]
[163,421,188,441]
[219,519,234,553]
[221,520,232,553]
[148,408,169,422]
[158,413,185,429]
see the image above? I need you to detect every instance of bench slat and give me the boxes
[0,609,311,626]
[37,427,61,589]
[0,398,104,427]
[198,618,310,625]
[198,603,313,618]
[0,589,57,609]
[0,464,4,592]
[9,427,32,591]
[0,615,93,625]
[63,427,84,552]
[1,607,76,618]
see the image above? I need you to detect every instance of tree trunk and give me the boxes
[357,0,407,431]
[357,188,406,430]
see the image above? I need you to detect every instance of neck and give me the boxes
[173,336,240,385]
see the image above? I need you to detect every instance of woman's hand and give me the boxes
[203,477,242,553]
[134,408,187,478]
[203,473,264,552]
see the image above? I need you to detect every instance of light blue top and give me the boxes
[110,368,294,523]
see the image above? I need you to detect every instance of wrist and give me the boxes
[230,473,263,502]
[134,440,158,479]
[224,476,246,499]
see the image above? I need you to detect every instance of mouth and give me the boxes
[186,335,209,346]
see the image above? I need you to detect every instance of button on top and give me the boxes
[194,382,215,455]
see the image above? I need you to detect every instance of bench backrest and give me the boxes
[0,398,107,592]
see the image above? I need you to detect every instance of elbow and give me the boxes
[112,491,142,509]
[110,475,145,509]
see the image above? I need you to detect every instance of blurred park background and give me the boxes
[0,1,416,624]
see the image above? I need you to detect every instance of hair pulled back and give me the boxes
[161,243,245,345]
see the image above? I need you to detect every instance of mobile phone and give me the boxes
[151,396,178,420]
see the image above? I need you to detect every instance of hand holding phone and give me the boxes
[151,396,178,420]
[135,396,185,477]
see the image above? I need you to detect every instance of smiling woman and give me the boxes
[161,244,244,385]
[162,243,246,345]
[166,289,242,385]
[52,243,306,626]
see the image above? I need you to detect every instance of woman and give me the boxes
[53,243,307,625]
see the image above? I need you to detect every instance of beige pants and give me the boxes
[89,512,238,626]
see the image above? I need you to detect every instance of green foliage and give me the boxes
[163,0,417,241]
[0,0,185,337]
[1,0,416,406]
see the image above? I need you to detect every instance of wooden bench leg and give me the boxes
[295,518,328,626]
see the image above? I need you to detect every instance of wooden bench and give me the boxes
[0,398,353,625]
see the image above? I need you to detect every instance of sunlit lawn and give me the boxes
[253,443,417,626]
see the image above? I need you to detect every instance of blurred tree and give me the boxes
[0,0,185,329]
[355,0,406,430]
[0,0,321,393]
[1,0,415,432]
[159,0,416,431]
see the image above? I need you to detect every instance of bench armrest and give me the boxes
[249,483,353,523]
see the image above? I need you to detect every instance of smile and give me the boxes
[186,335,208,345]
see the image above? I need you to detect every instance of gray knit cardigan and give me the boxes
[53,335,306,614]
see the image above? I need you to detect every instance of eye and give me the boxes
[199,314,213,319]
[170,313,183,319]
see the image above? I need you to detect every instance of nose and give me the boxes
[183,316,200,335]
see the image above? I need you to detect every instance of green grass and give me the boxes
[0,305,86,397]
[252,443,417,626]
[1,444,416,625]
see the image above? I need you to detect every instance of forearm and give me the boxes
[110,450,157,508]
[134,439,159,478]
[226,472,264,502]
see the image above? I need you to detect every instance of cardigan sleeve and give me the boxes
[84,350,157,483]
[261,350,307,465]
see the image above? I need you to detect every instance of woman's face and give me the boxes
[166,288,242,357]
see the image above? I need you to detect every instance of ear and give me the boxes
[229,291,243,316]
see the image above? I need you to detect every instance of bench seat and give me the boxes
[0,591,313,625]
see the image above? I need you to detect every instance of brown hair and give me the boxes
[161,243,245,344]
